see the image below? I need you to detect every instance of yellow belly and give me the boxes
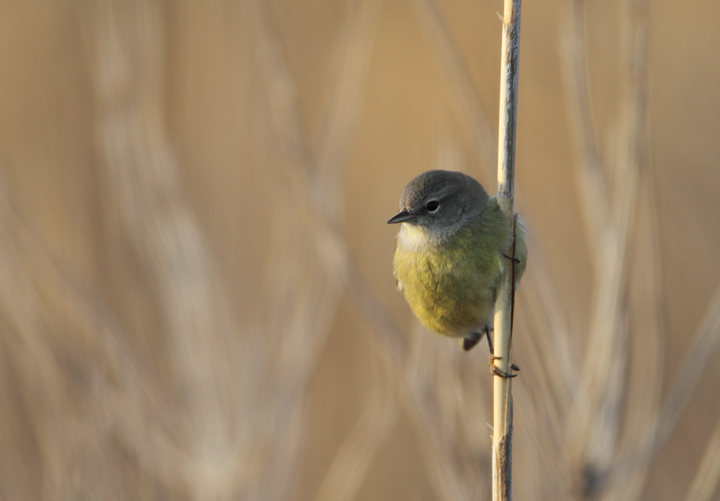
[393,240,501,338]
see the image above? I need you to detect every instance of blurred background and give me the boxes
[0,0,719,499]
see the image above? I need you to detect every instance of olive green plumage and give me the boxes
[388,170,527,348]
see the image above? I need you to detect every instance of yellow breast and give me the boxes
[393,227,500,338]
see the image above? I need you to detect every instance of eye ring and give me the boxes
[426,200,440,213]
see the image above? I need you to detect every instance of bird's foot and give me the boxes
[489,356,520,378]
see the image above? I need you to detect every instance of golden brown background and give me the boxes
[0,0,719,499]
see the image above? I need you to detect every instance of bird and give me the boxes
[388,170,527,374]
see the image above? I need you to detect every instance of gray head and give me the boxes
[387,170,489,241]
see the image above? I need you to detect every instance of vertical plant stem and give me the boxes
[493,0,522,499]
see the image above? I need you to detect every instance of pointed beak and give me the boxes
[387,210,416,224]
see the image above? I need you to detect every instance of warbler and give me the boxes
[388,170,527,356]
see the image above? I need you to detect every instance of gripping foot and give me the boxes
[489,356,520,378]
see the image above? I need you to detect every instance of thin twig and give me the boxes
[493,0,523,498]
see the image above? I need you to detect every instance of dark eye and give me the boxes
[426,200,440,212]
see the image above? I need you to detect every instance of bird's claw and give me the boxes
[489,356,520,378]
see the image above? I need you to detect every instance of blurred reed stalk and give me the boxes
[91,1,260,498]
[249,0,389,498]
[562,0,720,499]
[253,2,492,498]
[493,0,523,498]
[561,0,646,494]
[683,402,720,501]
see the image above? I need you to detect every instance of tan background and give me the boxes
[0,0,719,499]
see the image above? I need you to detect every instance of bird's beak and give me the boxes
[387,210,416,224]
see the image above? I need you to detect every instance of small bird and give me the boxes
[388,170,527,364]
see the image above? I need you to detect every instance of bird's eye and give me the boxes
[426,200,440,212]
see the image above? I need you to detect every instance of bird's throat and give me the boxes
[398,223,431,251]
